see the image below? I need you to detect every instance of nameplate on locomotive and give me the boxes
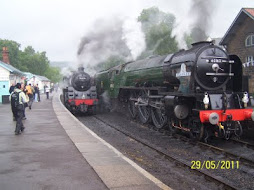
[176,63,191,77]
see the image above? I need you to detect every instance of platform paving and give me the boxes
[0,92,171,190]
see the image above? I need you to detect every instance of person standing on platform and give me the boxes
[34,84,40,102]
[26,84,34,109]
[45,85,50,99]
[21,83,28,119]
[9,83,15,94]
[10,83,28,135]
[37,84,41,102]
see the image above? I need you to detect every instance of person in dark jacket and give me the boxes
[10,83,28,135]
[9,83,15,94]
[34,84,40,102]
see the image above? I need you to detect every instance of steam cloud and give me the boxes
[76,16,145,73]
[122,19,146,61]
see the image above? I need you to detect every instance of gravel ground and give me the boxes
[78,114,217,190]
[76,110,253,190]
[209,139,254,162]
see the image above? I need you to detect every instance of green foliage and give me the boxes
[19,47,50,75]
[0,39,61,82]
[99,7,180,70]
[44,66,62,83]
[138,7,179,57]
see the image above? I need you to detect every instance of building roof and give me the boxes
[0,60,24,76]
[220,8,254,45]
[24,72,50,82]
[36,75,50,81]
[245,8,254,17]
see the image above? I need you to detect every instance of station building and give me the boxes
[220,8,254,94]
[0,47,25,103]
[24,72,51,93]
[0,46,51,103]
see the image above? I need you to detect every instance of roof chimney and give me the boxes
[2,47,10,64]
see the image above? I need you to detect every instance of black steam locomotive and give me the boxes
[62,67,98,114]
[95,41,254,141]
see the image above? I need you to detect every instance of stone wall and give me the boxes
[226,16,254,93]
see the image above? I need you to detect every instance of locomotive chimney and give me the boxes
[2,47,10,64]
[191,41,213,47]
[78,66,84,72]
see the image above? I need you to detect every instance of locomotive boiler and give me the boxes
[95,41,254,141]
[63,67,98,114]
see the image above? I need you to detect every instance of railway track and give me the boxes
[171,134,254,168]
[230,138,254,151]
[93,115,238,190]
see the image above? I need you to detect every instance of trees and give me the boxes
[0,39,61,83]
[138,7,179,58]
[97,7,180,70]
[44,66,62,83]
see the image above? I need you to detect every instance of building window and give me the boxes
[245,34,254,47]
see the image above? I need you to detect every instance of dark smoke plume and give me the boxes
[77,18,130,58]
[190,0,217,42]
[76,17,145,73]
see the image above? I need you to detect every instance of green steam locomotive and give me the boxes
[95,41,254,141]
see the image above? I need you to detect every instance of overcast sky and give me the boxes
[0,0,253,62]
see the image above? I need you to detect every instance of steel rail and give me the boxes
[230,138,254,151]
[171,134,254,167]
[93,115,238,190]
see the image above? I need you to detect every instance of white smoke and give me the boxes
[122,18,146,60]
[75,16,146,74]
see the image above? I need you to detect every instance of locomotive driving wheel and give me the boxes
[137,90,151,124]
[128,93,137,119]
[151,107,167,129]
[234,121,243,137]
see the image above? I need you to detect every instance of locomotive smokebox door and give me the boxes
[195,45,232,90]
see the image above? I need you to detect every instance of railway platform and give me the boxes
[0,92,170,190]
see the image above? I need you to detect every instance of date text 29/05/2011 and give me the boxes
[191,160,240,170]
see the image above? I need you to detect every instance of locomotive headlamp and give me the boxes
[203,92,209,109]
[209,112,219,125]
[200,112,219,125]
[242,92,249,108]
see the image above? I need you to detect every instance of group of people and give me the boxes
[9,82,44,135]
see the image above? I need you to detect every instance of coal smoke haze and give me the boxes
[1,0,252,62]
[66,0,217,75]
[189,0,218,42]
[75,17,145,73]
[76,0,218,73]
